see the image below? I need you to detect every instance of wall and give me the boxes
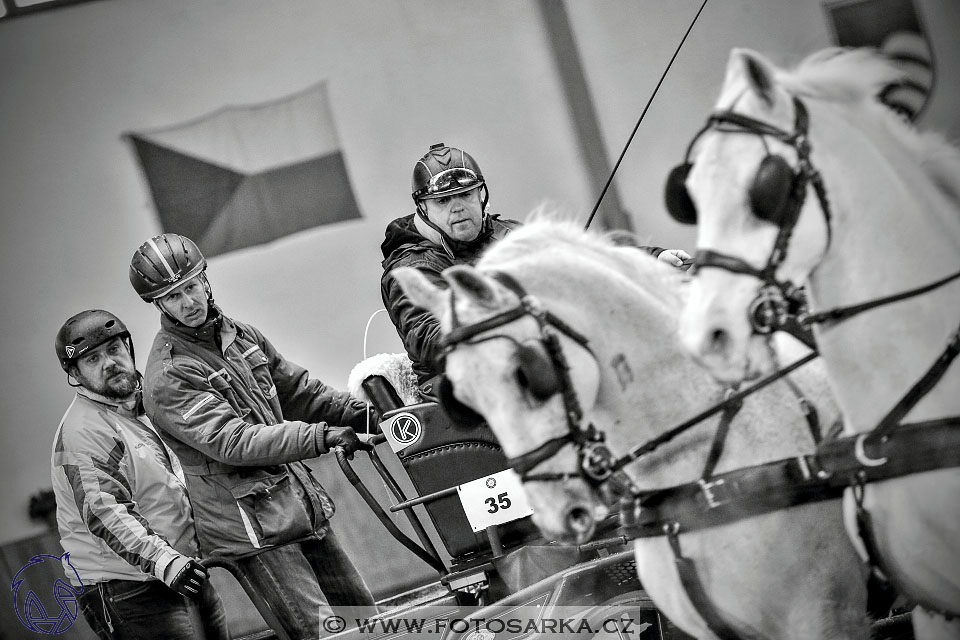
[0,0,957,595]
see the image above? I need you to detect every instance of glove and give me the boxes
[164,557,208,600]
[324,426,373,459]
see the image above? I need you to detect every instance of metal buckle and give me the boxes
[580,441,614,483]
[749,285,789,334]
[698,478,727,509]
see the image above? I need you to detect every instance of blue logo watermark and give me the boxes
[11,552,84,634]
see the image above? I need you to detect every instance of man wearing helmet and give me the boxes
[51,310,229,640]
[381,142,691,389]
[130,234,377,640]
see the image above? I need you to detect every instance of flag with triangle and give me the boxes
[127,82,361,257]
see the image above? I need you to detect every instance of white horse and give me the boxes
[674,47,960,639]
[392,219,873,640]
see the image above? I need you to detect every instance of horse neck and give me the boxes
[805,100,960,432]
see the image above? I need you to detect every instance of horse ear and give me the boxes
[444,265,505,309]
[726,48,777,106]
[391,267,447,319]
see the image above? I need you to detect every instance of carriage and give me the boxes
[207,366,693,640]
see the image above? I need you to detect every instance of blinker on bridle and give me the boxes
[438,271,623,489]
[668,95,960,335]
[666,96,834,336]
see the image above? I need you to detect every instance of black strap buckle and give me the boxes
[698,477,728,509]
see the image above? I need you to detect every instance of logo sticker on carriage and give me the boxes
[381,412,422,453]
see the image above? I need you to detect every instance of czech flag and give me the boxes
[127,82,361,257]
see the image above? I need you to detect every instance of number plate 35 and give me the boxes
[457,469,534,532]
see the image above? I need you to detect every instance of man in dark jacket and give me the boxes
[381,142,690,389]
[130,233,376,640]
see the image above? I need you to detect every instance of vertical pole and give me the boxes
[537,0,633,232]
[485,525,504,558]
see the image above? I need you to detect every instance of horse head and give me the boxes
[391,221,748,544]
[392,262,607,543]
[672,46,954,386]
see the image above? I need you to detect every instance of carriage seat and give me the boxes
[348,354,541,564]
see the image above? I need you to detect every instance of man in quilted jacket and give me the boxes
[130,233,377,639]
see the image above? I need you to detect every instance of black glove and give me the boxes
[324,426,373,459]
[165,558,207,600]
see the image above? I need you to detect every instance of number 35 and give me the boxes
[485,492,512,513]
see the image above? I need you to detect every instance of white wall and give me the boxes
[0,0,957,564]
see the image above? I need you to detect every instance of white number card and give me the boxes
[457,469,534,532]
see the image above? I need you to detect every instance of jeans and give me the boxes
[78,578,229,640]
[237,529,376,640]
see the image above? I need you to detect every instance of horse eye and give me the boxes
[515,367,531,392]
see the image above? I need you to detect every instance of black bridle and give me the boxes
[684,95,960,336]
[688,97,834,336]
[440,271,620,488]
[440,271,821,500]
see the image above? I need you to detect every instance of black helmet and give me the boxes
[411,143,486,202]
[55,310,131,372]
[129,233,207,302]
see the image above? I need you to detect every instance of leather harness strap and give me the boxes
[623,419,960,538]
[665,527,749,640]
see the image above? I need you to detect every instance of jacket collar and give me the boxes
[160,304,238,353]
[77,384,144,419]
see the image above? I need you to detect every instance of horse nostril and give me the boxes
[707,327,729,356]
[565,505,596,542]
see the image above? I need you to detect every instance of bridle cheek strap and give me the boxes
[443,269,609,485]
[692,97,832,337]
[506,436,571,480]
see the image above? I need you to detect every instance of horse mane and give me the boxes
[776,47,960,209]
[480,216,686,310]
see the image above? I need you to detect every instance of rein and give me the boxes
[604,351,817,479]
[801,269,960,328]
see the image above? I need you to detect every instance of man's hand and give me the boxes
[657,248,693,271]
[164,557,207,600]
[324,426,373,459]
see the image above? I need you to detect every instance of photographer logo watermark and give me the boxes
[11,552,84,634]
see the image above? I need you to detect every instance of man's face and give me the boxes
[72,337,138,400]
[157,276,209,328]
[423,188,484,242]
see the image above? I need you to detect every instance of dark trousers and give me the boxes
[77,578,229,640]
[236,529,376,640]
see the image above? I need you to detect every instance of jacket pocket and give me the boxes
[229,471,313,547]
[207,369,246,416]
